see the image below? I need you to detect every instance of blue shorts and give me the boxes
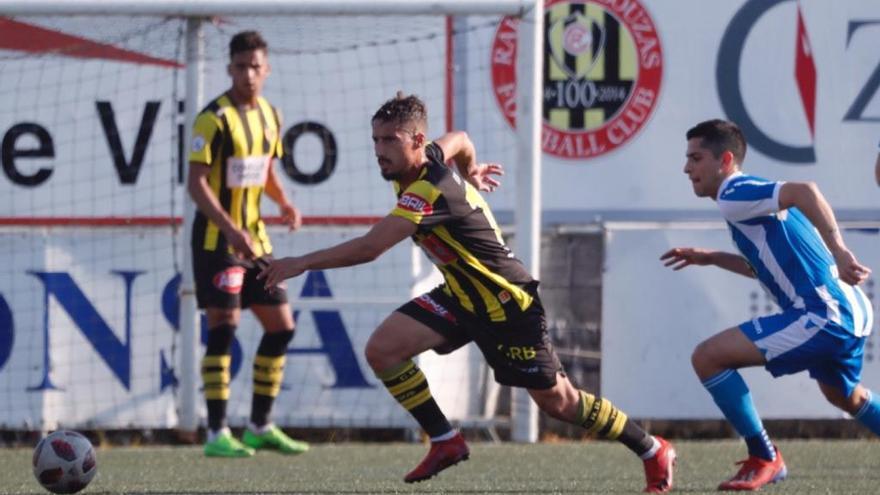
[739,310,866,397]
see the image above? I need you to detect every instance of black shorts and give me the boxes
[397,283,563,390]
[192,250,288,309]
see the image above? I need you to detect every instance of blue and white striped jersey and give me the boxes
[717,172,872,338]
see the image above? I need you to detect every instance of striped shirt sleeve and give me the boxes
[718,177,784,222]
[189,112,222,166]
[390,180,444,225]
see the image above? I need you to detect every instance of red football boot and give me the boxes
[718,446,787,491]
[643,436,676,493]
[404,432,470,483]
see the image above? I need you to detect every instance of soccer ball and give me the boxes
[32,430,97,494]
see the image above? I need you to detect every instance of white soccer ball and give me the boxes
[32,430,97,494]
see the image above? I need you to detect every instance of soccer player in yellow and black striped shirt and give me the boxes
[187,30,307,459]
[258,93,675,492]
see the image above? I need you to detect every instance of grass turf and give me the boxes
[3,439,880,494]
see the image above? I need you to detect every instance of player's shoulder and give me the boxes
[415,145,448,183]
[256,96,281,121]
[194,95,232,129]
[201,94,233,116]
[718,173,777,201]
[425,141,445,164]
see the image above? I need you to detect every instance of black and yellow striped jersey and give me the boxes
[390,143,535,323]
[189,93,283,257]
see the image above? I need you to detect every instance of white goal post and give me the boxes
[0,0,543,442]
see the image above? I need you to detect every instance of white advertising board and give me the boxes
[4,2,880,223]
[460,0,880,220]
[0,226,484,429]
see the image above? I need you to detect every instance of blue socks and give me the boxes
[703,369,775,461]
[854,390,880,435]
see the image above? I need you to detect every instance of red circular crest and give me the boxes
[491,0,663,159]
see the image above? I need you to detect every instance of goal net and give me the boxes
[0,2,540,433]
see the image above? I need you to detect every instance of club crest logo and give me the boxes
[491,0,663,159]
[191,134,206,153]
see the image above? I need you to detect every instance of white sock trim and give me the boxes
[639,436,661,460]
[248,421,274,435]
[207,426,231,442]
[430,430,457,442]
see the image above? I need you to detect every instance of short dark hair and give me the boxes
[229,31,268,59]
[686,119,747,164]
[372,92,428,132]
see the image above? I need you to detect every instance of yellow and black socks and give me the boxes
[378,360,452,437]
[576,390,655,456]
[202,324,236,431]
[251,329,294,427]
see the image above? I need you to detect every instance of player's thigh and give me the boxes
[472,298,563,390]
[242,256,292,331]
[809,332,867,409]
[193,250,246,314]
[692,326,765,380]
[366,311,451,369]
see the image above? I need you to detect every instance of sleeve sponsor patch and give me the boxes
[397,192,433,215]
[191,134,206,153]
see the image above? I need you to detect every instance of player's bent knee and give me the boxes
[364,334,409,372]
[691,342,710,373]
[818,383,865,415]
[363,339,389,372]
[824,393,851,413]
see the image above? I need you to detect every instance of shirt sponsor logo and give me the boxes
[397,192,433,215]
[226,155,270,188]
[212,267,246,294]
[414,294,457,323]
[419,234,458,265]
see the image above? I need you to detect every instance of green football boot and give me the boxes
[242,425,309,455]
[204,431,255,458]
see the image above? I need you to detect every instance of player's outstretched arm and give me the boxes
[660,247,755,278]
[433,130,504,192]
[258,215,417,287]
[778,182,871,285]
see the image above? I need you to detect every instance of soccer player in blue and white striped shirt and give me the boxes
[661,119,878,491]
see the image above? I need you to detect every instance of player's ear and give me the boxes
[412,132,426,148]
[226,63,233,77]
[720,150,736,171]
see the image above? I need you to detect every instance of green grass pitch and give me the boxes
[3,439,880,494]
